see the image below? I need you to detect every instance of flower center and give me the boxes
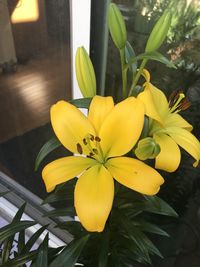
[76,133,105,163]
[168,90,191,113]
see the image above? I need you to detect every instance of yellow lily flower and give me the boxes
[42,95,164,232]
[138,69,200,172]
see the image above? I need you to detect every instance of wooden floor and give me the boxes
[0,43,71,143]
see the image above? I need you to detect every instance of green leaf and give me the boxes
[42,180,76,204]
[1,238,12,264]
[115,209,163,264]
[114,210,151,264]
[49,235,89,267]
[18,229,25,254]
[98,229,110,267]
[125,41,137,74]
[35,233,49,267]
[141,234,163,258]
[144,196,178,217]
[1,203,26,263]
[21,225,48,254]
[35,137,61,171]
[136,220,169,237]
[43,207,75,218]
[42,191,70,204]
[2,251,38,267]
[127,51,176,69]
[48,246,65,262]
[109,248,122,267]
[0,221,36,244]
[69,98,92,109]
[13,203,26,222]
[56,221,86,238]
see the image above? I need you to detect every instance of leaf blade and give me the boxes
[127,51,176,69]
[35,233,49,267]
[35,137,61,171]
[0,221,36,244]
[144,196,178,217]
[49,235,89,267]
[69,98,92,109]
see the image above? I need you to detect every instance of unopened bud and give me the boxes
[135,137,160,161]
[108,3,127,50]
[75,47,96,97]
[145,9,172,53]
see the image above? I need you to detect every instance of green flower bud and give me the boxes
[135,137,161,161]
[75,47,96,97]
[108,3,127,50]
[145,9,172,53]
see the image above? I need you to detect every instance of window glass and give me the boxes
[105,0,200,211]
[106,0,200,101]
[0,0,71,198]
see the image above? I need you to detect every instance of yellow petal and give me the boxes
[138,85,162,123]
[106,157,164,195]
[167,127,200,167]
[148,83,169,118]
[164,113,193,131]
[88,95,114,133]
[42,156,96,192]
[142,69,150,83]
[99,97,145,158]
[51,101,96,155]
[141,69,169,119]
[75,164,114,232]
[154,133,181,172]
[140,82,169,121]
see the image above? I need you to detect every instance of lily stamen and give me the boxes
[95,136,101,142]
[81,134,104,162]
[76,143,83,154]
[169,92,185,113]
[179,98,191,111]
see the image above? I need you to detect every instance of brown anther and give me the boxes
[180,98,191,110]
[89,152,94,157]
[76,143,83,154]
[168,90,185,108]
[83,138,87,145]
[92,148,98,155]
[168,90,179,102]
[90,134,95,141]
[182,102,191,110]
[95,136,101,142]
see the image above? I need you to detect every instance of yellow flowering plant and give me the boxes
[34,2,200,266]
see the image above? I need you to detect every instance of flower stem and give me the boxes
[129,59,147,96]
[120,48,127,99]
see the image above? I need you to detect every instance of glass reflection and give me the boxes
[11,0,39,23]
[0,0,71,198]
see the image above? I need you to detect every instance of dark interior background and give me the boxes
[0,0,71,198]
